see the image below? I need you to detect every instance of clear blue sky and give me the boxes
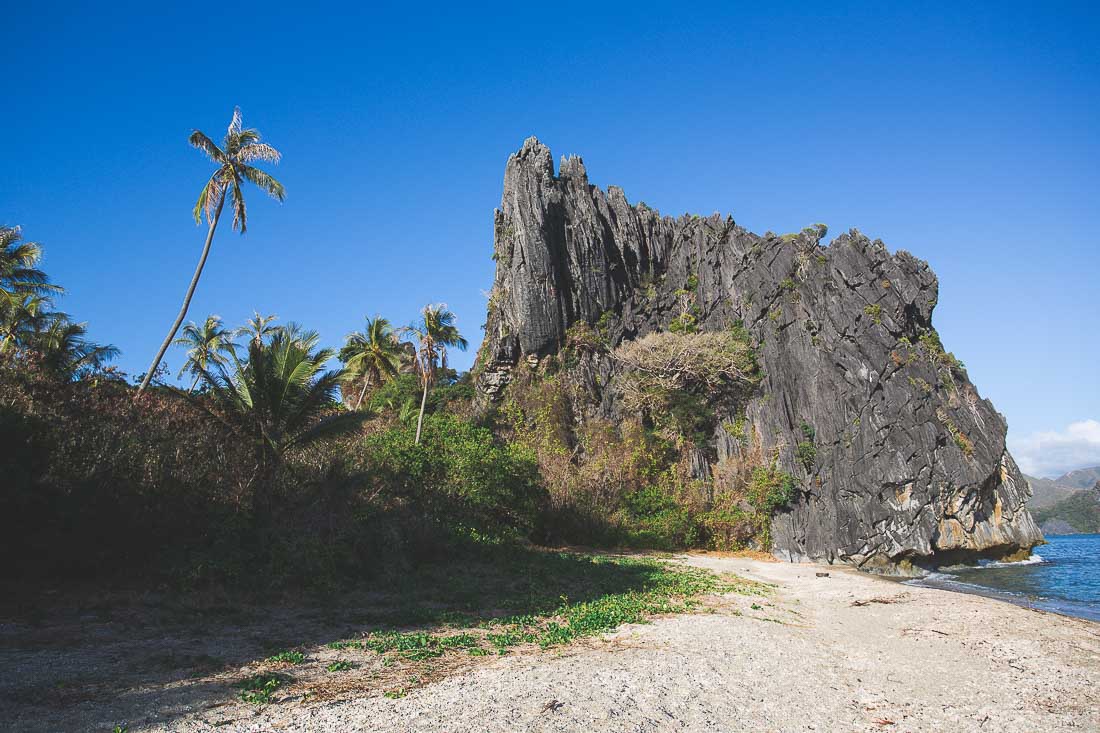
[5,1,1098,475]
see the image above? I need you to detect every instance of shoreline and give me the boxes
[906,571,1100,623]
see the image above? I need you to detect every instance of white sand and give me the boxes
[235,555,1100,732]
[7,555,1097,732]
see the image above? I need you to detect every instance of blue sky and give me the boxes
[5,2,1098,476]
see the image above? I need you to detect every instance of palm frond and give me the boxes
[235,129,261,147]
[188,131,226,164]
[227,106,243,137]
[285,408,369,452]
[239,164,286,202]
[237,142,281,164]
[193,176,222,224]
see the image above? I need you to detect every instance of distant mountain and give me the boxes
[1033,481,1100,535]
[1057,466,1100,489]
[1024,466,1100,508]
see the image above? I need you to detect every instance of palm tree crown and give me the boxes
[235,311,280,346]
[35,317,120,380]
[191,108,286,232]
[172,315,238,391]
[0,226,61,301]
[1,227,63,339]
[1,292,52,354]
[339,316,404,410]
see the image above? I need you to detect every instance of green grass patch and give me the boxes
[266,650,305,665]
[237,672,288,705]
[350,554,754,660]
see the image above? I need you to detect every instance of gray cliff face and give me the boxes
[477,136,1043,571]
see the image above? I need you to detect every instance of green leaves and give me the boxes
[181,328,365,461]
[363,413,543,536]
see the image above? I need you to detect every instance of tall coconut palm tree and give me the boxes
[136,108,285,394]
[402,305,467,444]
[339,316,403,410]
[172,315,238,392]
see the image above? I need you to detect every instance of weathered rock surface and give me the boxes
[476,136,1042,571]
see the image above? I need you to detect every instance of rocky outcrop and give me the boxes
[476,136,1042,572]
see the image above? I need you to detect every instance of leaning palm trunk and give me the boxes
[354,374,372,410]
[136,196,224,393]
[414,374,429,444]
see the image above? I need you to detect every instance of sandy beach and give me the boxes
[4,554,1097,732]
[260,557,1099,733]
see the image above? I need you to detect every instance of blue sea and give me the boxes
[910,534,1100,622]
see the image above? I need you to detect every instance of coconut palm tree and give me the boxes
[1,292,53,353]
[136,108,285,394]
[0,226,62,310]
[172,315,238,392]
[235,311,280,346]
[402,305,467,444]
[184,329,365,521]
[339,316,403,410]
[34,316,119,380]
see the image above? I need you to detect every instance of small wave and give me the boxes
[921,571,957,581]
[976,554,1045,568]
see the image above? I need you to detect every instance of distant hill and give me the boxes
[1057,466,1100,489]
[1024,465,1100,508]
[1033,481,1100,535]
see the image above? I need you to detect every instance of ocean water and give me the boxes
[910,534,1100,622]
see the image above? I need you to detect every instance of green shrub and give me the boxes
[799,421,816,442]
[668,311,699,333]
[363,414,545,538]
[746,465,796,516]
[796,442,816,472]
[618,482,700,549]
[723,413,748,444]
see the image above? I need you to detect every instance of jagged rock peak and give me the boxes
[476,137,1043,572]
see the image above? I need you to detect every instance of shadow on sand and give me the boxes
[0,545,676,732]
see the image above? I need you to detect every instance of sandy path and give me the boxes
[218,556,1099,733]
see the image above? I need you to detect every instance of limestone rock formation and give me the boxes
[476,136,1042,571]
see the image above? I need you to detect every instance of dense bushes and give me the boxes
[362,413,544,539]
[0,356,252,579]
[1,322,796,590]
[0,355,546,588]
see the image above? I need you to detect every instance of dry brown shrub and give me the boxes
[611,330,757,414]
